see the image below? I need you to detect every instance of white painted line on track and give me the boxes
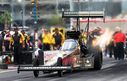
[46,78,61,81]
[0,69,16,73]
[13,78,29,81]
[0,66,17,73]
[102,63,116,70]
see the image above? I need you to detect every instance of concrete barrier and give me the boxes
[0,64,8,69]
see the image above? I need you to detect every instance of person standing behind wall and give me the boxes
[4,30,11,51]
[10,28,24,64]
[113,27,126,60]
[39,28,55,51]
[52,28,63,50]
[0,32,4,55]
[21,30,29,50]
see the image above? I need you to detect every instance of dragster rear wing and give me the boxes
[62,11,105,43]
[62,11,104,18]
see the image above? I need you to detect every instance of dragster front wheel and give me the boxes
[33,57,39,78]
[57,57,63,77]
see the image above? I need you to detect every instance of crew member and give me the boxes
[21,30,29,50]
[80,29,87,44]
[4,30,11,51]
[88,27,101,46]
[39,28,55,51]
[10,28,24,64]
[52,28,63,50]
[0,32,4,53]
[106,37,114,58]
[113,27,126,60]
[124,33,127,57]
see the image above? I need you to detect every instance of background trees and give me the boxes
[0,11,12,30]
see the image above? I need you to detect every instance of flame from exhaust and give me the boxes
[92,28,113,51]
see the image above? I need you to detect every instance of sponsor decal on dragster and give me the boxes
[43,50,73,66]
[44,51,62,65]
[44,52,57,61]
[63,54,79,66]
[62,49,81,67]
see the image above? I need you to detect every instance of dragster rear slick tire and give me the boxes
[57,57,63,77]
[33,58,39,78]
[88,46,103,70]
[93,48,103,70]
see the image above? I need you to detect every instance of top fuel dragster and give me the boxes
[18,11,104,77]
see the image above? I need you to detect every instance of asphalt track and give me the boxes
[0,56,127,81]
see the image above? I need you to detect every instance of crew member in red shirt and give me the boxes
[113,27,126,60]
